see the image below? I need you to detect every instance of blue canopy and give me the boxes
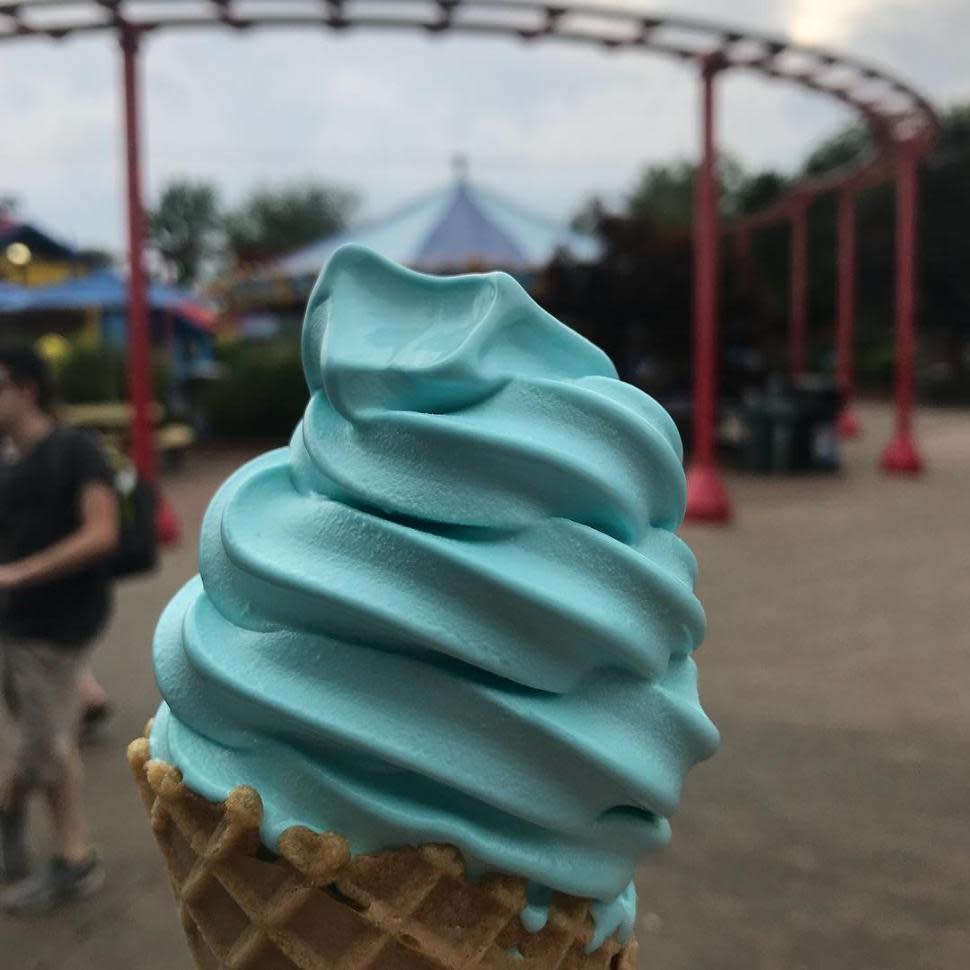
[270,176,601,282]
[0,281,29,312]
[13,270,215,331]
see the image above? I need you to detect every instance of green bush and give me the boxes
[57,344,126,403]
[203,339,308,439]
[56,342,173,406]
[857,349,895,386]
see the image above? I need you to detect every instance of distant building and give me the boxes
[0,217,82,287]
[0,218,216,383]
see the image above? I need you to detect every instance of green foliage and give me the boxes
[624,155,778,229]
[149,180,222,286]
[55,343,171,406]
[223,182,359,266]
[552,101,970,400]
[57,343,126,403]
[937,103,970,152]
[626,160,698,228]
[569,196,606,234]
[202,339,307,439]
[149,177,361,283]
[735,171,789,214]
[801,124,871,177]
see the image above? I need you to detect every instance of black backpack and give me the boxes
[51,425,158,579]
[110,459,158,578]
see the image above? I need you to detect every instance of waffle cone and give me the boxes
[128,733,638,970]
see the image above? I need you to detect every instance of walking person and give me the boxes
[0,347,117,913]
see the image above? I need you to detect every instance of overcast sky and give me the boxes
[0,0,966,255]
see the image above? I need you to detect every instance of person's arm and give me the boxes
[0,481,118,590]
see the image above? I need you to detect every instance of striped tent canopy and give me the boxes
[269,173,601,285]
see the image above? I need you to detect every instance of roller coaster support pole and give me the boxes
[789,194,809,379]
[836,188,862,437]
[121,22,181,543]
[685,52,732,524]
[881,138,924,475]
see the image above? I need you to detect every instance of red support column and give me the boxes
[120,24,180,544]
[835,188,861,437]
[685,54,732,524]
[789,195,809,379]
[881,139,924,474]
[120,24,155,483]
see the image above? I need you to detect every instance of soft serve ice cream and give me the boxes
[150,244,718,951]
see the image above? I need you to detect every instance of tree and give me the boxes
[735,170,789,214]
[222,182,359,266]
[149,180,221,286]
[569,195,607,234]
[626,155,746,229]
[918,103,970,399]
[627,160,696,228]
[801,123,871,177]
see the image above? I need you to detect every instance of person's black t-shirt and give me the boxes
[0,425,114,647]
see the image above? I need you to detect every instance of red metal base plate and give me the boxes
[685,462,732,524]
[880,433,924,475]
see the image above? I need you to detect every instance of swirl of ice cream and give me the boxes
[150,244,718,948]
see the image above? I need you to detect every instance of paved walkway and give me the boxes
[3,404,968,969]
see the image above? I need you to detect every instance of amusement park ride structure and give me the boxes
[0,1,940,524]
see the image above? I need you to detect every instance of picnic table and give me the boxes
[61,402,195,470]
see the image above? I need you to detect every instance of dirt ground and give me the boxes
[2,403,968,970]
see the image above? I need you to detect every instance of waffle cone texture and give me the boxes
[129,733,638,970]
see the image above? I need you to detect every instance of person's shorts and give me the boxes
[1,637,89,790]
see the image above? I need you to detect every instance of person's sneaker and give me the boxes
[0,809,29,885]
[0,852,104,914]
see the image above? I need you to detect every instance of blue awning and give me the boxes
[14,270,216,331]
[0,281,30,312]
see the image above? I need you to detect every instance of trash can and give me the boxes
[741,375,843,474]
[741,389,773,473]
[796,376,843,473]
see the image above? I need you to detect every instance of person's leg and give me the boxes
[78,664,112,740]
[0,774,31,884]
[78,666,109,711]
[0,642,103,912]
[0,643,31,884]
[46,736,91,864]
[27,645,93,861]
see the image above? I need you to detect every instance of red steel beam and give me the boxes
[120,22,156,483]
[685,54,732,524]
[789,195,809,378]
[881,138,924,474]
[835,188,861,437]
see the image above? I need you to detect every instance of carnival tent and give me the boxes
[271,174,601,284]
